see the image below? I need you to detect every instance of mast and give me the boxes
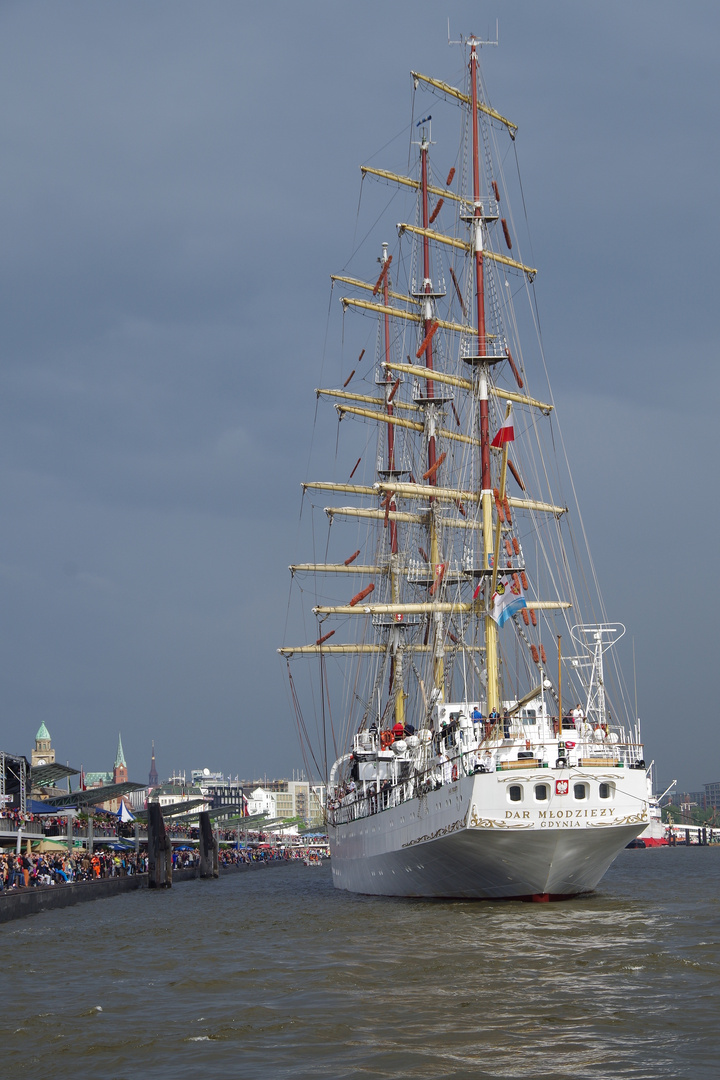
[280,42,646,808]
[381,241,405,730]
[417,123,444,698]
[420,134,436,405]
[468,39,499,714]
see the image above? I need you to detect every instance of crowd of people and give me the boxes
[0,808,44,828]
[0,849,147,888]
[0,840,327,889]
[217,845,325,866]
[0,795,329,888]
[219,847,282,866]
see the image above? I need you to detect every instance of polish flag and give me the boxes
[491,408,515,448]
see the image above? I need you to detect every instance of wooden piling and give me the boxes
[146,803,172,888]
[199,811,219,878]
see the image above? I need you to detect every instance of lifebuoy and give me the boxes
[380,731,393,749]
[451,764,458,782]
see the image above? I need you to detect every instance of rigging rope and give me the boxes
[287,662,325,781]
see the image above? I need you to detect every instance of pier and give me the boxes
[0,857,294,924]
[666,823,717,845]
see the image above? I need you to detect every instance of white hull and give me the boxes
[330,767,648,899]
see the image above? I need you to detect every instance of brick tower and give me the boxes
[113,733,128,785]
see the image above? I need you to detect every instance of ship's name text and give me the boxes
[505,807,615,827]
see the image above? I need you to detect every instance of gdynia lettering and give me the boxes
[502,807,616,820]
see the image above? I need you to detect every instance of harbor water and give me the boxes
[2,847,719,1079]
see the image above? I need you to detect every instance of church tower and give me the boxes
[113,733,128,785]
[32,722,56,767]
[148,741,159,788]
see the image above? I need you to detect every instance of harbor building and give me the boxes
[704,782,720,809]
[246,787,277,818]
[309,784,326,827]
[238,778,308,821]
[190,771,325,825]
[147,773,209,812]
[676,791,707,811]
[191,770,246,812]
[31,723,55,768]
[237,778,326,826]
[127,786,148,811]
[24,722,78,802]
[122,762,326,825]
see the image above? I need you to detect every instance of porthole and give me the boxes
[574,783,589,800]
[599,782,614,800]
[534,784,549,801]
[508,784,523,803]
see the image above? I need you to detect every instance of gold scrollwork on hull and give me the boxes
[469,808,534,830]
[575,772,626,781]
[587,809,648,829]
[401,817,465,848]
[495,772,548,784]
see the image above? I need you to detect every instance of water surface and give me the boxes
[3,848,719,1079]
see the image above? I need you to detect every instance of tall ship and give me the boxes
[280,35,650,899]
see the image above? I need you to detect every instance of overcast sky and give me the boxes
[0,2,717,793]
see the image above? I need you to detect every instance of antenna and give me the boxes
[448,20,499,47]
[412,113,433,147]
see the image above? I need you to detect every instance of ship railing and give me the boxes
[0,820,44,837]
[459,336,507,363]
[406,559,467,584]
[328,741,647,827]
[329,754,474,825]
[409,273,447,298]
[573,743,646,769]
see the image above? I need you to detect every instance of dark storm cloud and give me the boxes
[0,1,717,790]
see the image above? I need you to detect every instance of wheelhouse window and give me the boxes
[508,785,523,803]
[534,784,549,801]
[574,783,589,800]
